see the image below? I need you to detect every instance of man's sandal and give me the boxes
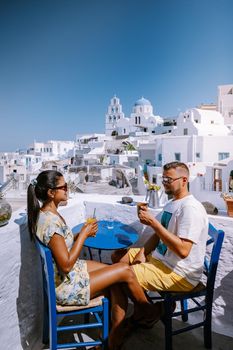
[128,301,176,329]
[126,303,163,329]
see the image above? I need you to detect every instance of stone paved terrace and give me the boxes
[123,320,232,350]
[44,311,233,350]
[0,193,232,349]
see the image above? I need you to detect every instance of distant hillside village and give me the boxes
[1,84,233,212]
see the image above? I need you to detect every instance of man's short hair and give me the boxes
[163,161,189,176]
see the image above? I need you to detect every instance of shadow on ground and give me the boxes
[121,319,233,350]
[46,313,233,350]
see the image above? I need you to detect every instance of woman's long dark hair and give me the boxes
[27,170,63,239]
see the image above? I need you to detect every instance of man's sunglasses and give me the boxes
[162,176,184,184]
[53,183,68,191]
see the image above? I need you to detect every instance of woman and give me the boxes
[27,170,160,349]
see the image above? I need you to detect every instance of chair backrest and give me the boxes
[35,238,57,321]
[204,223,224,293]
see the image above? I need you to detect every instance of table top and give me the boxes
[72,220,139,250]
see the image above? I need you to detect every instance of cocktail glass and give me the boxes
[86,208,97,236]
[86,217,97,224]
[137,202,148,217]
[86,207,97,224]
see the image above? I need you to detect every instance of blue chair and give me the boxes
[35,238,109,350]
[148,223,224,350]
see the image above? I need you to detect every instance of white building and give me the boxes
[0,164,27,189]
[0,140,75,185]
[137,107,233,203]
[218,84,233,128]
[138,108,232,167]
[105,96,163,136]
[75,134,108,147]
[107,151,138,168]
[0,152,32,185]
[28,140,75,159]
[105,96,126,136]
[74,134,110,166]
[173,108,229,137]
[75,134,108,155]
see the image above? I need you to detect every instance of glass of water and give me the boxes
[107,215,114,229]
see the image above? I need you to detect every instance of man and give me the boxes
[112,161,209,298]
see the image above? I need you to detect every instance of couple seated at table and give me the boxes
[27,161,208,349]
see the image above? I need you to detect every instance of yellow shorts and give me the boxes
[129,248,194,292]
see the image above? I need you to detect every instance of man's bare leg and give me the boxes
[111,248,130,264]
[111,247,146,265]
[132,247,146,264]
[111,234,159,265]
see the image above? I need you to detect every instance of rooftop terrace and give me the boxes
[0,193,232,349]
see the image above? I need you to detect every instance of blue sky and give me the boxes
[0,0,232,152]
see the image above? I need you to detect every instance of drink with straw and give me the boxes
[86,217,96,224]
[86,208,97,236]
[86,208,96,222]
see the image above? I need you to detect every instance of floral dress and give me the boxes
[36,211,90,306]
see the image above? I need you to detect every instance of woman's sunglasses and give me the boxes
[53,183,68,192]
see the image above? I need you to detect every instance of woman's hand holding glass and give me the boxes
[80,218,98,238]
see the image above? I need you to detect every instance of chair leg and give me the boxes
[102,298,109,349]
[88,247,93,260]
[50,316,58,350]
[42,296,49,344]
[181,299,188,322]
[204,304,212,349]
[164,300,173,350]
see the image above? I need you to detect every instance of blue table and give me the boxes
[72,220,139,262]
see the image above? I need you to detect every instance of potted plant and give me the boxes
[220,192,233,217]
[144,180,161,208]
[0,192,12,227]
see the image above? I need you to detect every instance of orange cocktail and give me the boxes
[86,217,97,224]
[86,217,97,237]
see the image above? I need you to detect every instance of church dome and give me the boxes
[134,97,151,106]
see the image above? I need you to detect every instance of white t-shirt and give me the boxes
[151,194,209,286]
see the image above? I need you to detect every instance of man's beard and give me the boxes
[164,189,173,196]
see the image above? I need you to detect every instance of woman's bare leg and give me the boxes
[87,261,162,348]
[108,284,129,350]
[88,262,142,299]
[86,259,107,272]
[88,262,159,321]
[87,261,129,349]
[110,284,128,326]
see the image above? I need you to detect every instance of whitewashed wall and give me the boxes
[162,136,189,163]
[189,178,226,211]
[0,194,232,350]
